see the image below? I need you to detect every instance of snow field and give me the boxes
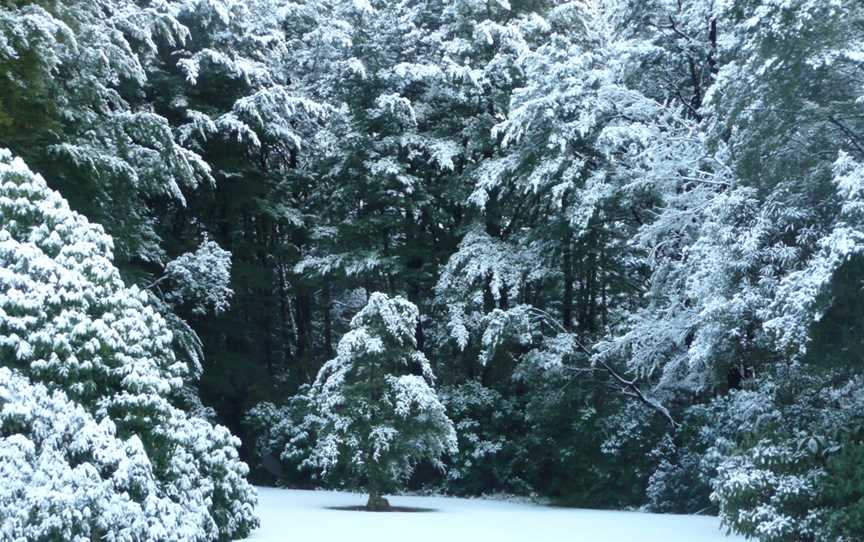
[240,487,747,542]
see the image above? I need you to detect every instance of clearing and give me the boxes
[239,487,746,542]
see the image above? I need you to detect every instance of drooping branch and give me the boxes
[828,115,864,158]
[526,307,679,429]
[597,360,679,429]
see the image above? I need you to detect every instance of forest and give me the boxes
[1,0,863,541]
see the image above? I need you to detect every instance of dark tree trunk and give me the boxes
[708,17,718,76]
[294,291,311,359]
[322,284,334,358]
[563,238,574,331]
[366,491,390,511]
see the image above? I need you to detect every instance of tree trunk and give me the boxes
[322,284,334,358]
[366,491,391,512]
[294,290,311,359]
[562,237,574,331]
[561,195,574,331]
[365,456,390,510]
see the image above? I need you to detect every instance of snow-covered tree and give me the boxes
[0,149,257,540]
[703,368,864,542]
[0,0,209,264]
[7,0,864,532]
[0,367,204,542]
[156,235,234,317]
[301,292,456,510]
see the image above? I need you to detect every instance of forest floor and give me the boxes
[238,486,746,541]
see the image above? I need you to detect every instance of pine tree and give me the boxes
[301,292,456,510]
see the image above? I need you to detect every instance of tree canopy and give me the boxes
[2,1,864,540]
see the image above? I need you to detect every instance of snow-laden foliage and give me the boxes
[299,293,457,502]
[242,391,322,486]
[0,367,202,542]
[438,382,527,496]
[0,0,209,263]
[437,232,552,351]
[5,0,864,536]
[586,0,864,400]
[162,236,234,316]
[0,149,257,541]
[705,368,864,542]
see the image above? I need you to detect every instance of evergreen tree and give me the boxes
[0,149,257,540]
[3,0,864,537]
[300,292,456,510]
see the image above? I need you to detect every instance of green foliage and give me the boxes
[4,0,864,535]
[301,293,457,500]
[0,149,257,540]
[822,437,864,541]
[439,381,530,496]
[703,367,864,542]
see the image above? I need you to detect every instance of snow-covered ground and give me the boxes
[240,487,746,542]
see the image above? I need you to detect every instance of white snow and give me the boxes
[239,487,746,542]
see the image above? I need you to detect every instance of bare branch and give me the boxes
[827,115,864,158]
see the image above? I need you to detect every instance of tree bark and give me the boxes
[322,284,334,358]
[366,491,390,511]
[563,238,574,331]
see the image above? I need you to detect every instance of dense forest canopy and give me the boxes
[1,0,864,540]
